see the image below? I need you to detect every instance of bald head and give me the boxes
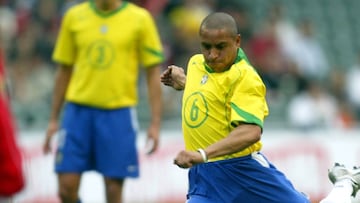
[199,12,238,37]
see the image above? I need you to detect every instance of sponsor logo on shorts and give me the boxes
[127,165,137,173]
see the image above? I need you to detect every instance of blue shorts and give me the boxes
[55,102,139,178]
[186,152,310,203]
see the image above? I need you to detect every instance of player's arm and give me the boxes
[174,123,261,168]
[145,64,162,154]
[203,123,261,160]
[43,64,73,154]
[160,65,186,90]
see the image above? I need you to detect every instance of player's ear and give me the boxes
[236,34,241,47]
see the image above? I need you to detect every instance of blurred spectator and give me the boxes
[336,98,357,129]
[268,2,300,59]
[265,3,310,93]
[327,68,357,128]
[7,18,55,129]
[287,79,339,131]
[345,51,360,121]
[217,1,253,50]
[133,0,168,17]
[60,0,83,16]
[328,68,346,100]
[246,17,293,102]
[0,4,17,52]
[31,0,60,63]
[166,0,215,68]
[286,19,330,81]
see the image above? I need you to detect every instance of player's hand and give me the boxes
[160,65,186,90]
[173,150,203,169]
[145,123,160,155]
[43,120,58,154]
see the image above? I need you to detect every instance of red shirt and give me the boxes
[0,49,25,196]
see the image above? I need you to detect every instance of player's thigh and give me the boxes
[94,107,139,177]
[104,177,124,194]
[56,103,93,172]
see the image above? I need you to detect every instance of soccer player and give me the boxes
[43,0,164,203]
[161,12,310,202]
[320,163,360,203]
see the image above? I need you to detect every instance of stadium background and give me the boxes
[1,0,360,202]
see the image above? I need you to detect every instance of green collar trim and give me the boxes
[90,0,128,17]
[204,62,215,73]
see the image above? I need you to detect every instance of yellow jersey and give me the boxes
[182,49,269,161]
[53,1,164,108]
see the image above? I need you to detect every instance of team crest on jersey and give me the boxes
[100,25,108,34]
[201,74,208,84]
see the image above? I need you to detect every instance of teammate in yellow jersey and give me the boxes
[43,0,164,202]
[161,12,310,202]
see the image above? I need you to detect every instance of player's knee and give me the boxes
[58,185,79,203]
[104,178,124,203]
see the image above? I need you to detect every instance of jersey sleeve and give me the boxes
[138,11,164,68]
[230,67,269,129]
[52,9,76,65]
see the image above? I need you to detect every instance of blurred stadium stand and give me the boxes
[1,0,360,131]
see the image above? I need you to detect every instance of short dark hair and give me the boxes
[199,12,238,37]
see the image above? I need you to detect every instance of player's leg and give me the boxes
[57,173,82,203]
[320,163,360,203]
[55,103,93,203]
[94,107,139,203]
[320,179,353,203]
[248,152,310,203]
[320,163,353,203]
[352,166,360,196]
[187,153,310,203]
[104,178,124,203]
[186,166,214,203]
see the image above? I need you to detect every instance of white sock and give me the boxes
[320,178,353,203]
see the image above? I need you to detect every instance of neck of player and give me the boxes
[95,0,122,11]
